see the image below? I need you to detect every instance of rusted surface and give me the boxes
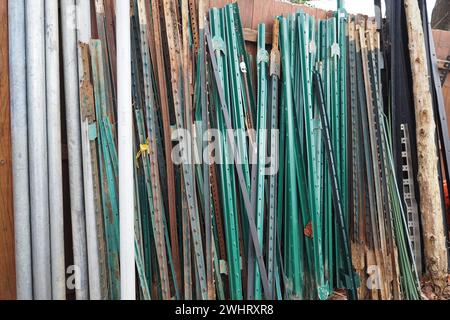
[80,43,109,298]
[210,165,227,261]
[189,0,200,54]
[104,0,117,95]
[145,0,158,72]
[151,0,181,294]
[163,0,208,299]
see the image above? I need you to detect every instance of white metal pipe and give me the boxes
[116,0,135,300]
[25,0,51,300]
[61,0,89,300]
[9,0,33,300]
[76,0,102,300]
[45,0,66,300]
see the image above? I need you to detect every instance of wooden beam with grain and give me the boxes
[405,0,448,292]
[0,0,16,300]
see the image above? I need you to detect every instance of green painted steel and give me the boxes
[298,12,327,299]
[267,19,281,300]
[253,23,269,300]
[313,70,358,300]
[90,40,120,300]
[209,7,243,300]
[69,1,424,301]
[280,16,303,299]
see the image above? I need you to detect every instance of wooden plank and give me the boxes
[432,29,442,51]
[433,29,450,60]
[209,0,254,28]
[0,0,16,300]
[208,0,232,9]
[251,0,328,31]
[207,0,328,33]
[237,0,254,29]
[243,28,272,44]
[433,29,450,138]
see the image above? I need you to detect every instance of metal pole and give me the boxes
[313,71,358,300]
[25,0,51,300]
[45,0,66,300]
[9,0,32,300]
[76,0,102,300]
[116,0,135,300]
[61,0,89,300]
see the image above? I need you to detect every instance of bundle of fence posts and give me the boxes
[348,16,421,300]
[130,1,419,300]
[10,0,442,301]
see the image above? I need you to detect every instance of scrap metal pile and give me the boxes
[8,0,449,300]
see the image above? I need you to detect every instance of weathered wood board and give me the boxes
[208,0,328,32]
[0,0,16,300]
[433,29,450,131]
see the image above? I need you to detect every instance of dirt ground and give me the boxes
[328,275,450,300]
[421,275,450,300]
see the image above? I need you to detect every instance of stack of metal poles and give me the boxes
[9,0,66,300]
[348,15,421,300]
[8,0,425,300]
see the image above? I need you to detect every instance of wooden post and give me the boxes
[405,0,449,292]
[0,0,16,300]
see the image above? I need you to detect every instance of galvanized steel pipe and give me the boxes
[61,0,89,300]
[117,0,136,300]
[25,0,51,300]
[9,0,32,300]
[45,0,66,300]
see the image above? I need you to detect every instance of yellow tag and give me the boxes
[136,138,150,167]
